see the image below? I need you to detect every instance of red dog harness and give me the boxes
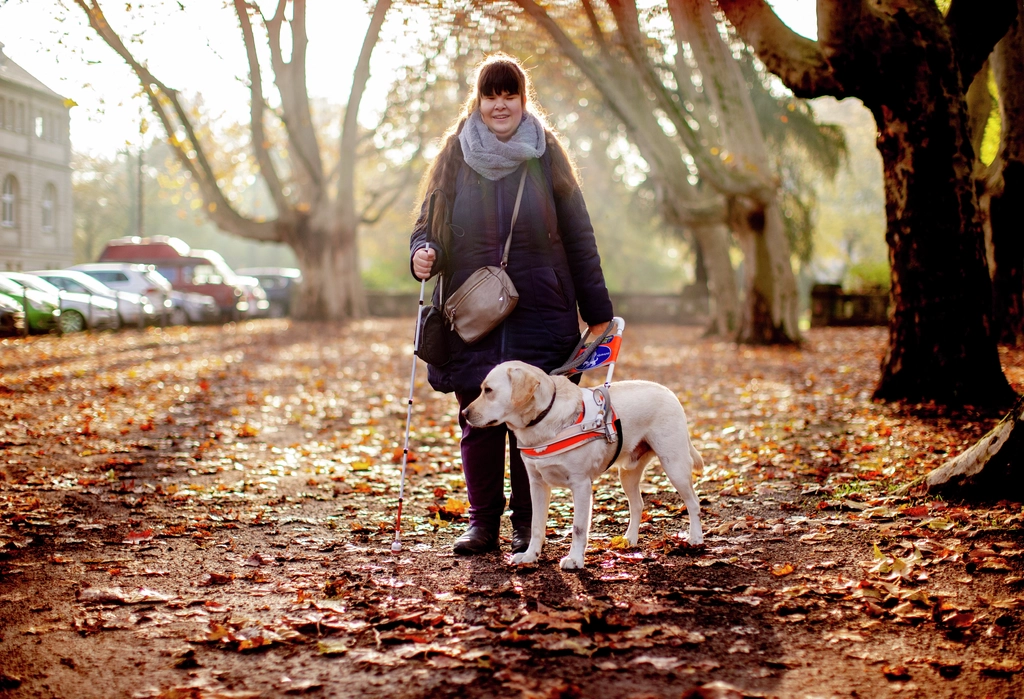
[519,387,624,470]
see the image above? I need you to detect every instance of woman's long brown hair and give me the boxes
[415,53,582,249]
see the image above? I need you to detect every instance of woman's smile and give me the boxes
[479,91,524,142]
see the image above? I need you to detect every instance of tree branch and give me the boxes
[233,0,292,219]
[946,0,1019,85]
[580,0,610,52]
[72,0,281,242]
[716,0,845,98]
[264,0,324,194]
[337,0,392,227]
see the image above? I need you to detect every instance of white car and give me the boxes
[1,271,120,333]
[29,269,155,327]
[70,262,182,323]
[71,263,217,326]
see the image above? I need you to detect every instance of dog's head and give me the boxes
[463,361,545,430]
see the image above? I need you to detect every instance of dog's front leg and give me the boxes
[512,468,550,565]
[560,477,594,570]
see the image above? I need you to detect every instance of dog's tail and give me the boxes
[690,443,704,477]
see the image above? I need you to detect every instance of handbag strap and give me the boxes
[501,166,529,268]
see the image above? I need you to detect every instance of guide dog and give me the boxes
[463,361,704,570]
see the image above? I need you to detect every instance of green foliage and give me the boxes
[847,261,891,291]
[980,68,1001,166]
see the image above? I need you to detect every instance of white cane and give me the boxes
[392,275,426,554]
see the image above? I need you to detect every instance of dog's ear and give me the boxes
[508,366,540,409]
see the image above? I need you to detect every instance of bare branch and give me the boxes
[337,0,393,226]
[233,0,292,218]
[265,0,324,194]
[580,0,609,52]
[72,0,281,242]
[359,144,423,225]
[610,0,761,195]
[716,0,844,98]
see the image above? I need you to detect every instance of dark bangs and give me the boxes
[477,61,525,98]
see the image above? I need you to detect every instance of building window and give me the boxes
[34,114,44,139]
[0,97,5,130]
[42,182,56,232]
[1,175,16,228]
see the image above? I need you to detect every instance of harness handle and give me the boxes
[550,317,623,377]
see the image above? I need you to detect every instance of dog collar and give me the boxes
[526,387,557,428]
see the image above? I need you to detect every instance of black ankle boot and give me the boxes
[453,526,498,555]
[511,524,532,554]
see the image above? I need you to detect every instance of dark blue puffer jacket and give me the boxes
[410,150,613,394]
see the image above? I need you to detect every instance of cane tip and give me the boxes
[391,540,402,553]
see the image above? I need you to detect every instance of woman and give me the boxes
[410,54,613,555]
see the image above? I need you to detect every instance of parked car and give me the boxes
[171,290,220,325]
[236,267,302,318]
[98,236,249,321]
[29,269,155,327]
[235,275,271,318]
[0,276,60,333]
[0,291,26,336]
[0,272,119,333]
[70,263,175,322]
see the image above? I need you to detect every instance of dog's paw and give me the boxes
[559,555,584,570]
[688,531,704,546]
[512,551,538,565]
[624,533,639,547]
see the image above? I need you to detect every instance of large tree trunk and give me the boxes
[717,0,1019,406]
[671,0,800,344]
[865,15,1013,404]
[690,220,740,335]
[286,216,367,320]
[731,198,800,344]
[925,395,1024,499]
[988,9,1024,345]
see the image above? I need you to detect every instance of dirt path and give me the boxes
[1,321,1022,699]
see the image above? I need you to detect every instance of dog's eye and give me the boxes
[483,387,492,394]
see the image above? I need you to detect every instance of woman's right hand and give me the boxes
[413,246,436,280]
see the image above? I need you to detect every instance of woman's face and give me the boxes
[479,91,524,142]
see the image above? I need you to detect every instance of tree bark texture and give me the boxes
[719,0,1018,405]
[925,395,1024,499]
[988,6,1024,345]
[73,0,392,321]
[689,221,740,335]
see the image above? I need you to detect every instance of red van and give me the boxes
[98,236,249,321]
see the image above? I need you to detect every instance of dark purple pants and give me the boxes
[456,388,532,532]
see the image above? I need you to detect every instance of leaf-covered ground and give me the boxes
[1,320,1022,699]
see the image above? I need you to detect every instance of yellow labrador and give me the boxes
[463,360,704,570]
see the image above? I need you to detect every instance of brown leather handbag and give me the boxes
[443,167,527,345]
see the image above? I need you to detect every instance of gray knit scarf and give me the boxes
[459,110,547,181]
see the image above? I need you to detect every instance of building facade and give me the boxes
[0,42,73,271]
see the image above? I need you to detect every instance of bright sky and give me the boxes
[0,0,817,157]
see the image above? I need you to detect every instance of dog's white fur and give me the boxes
[463,361,704,570]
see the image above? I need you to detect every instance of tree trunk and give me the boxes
[988,12,1024,345]
[689,220,740,336]
[732,198,800,344]
[717,0,1019,407]
[865,20,1013,405]
[286,216,367,321]
[924,395,1024,499]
